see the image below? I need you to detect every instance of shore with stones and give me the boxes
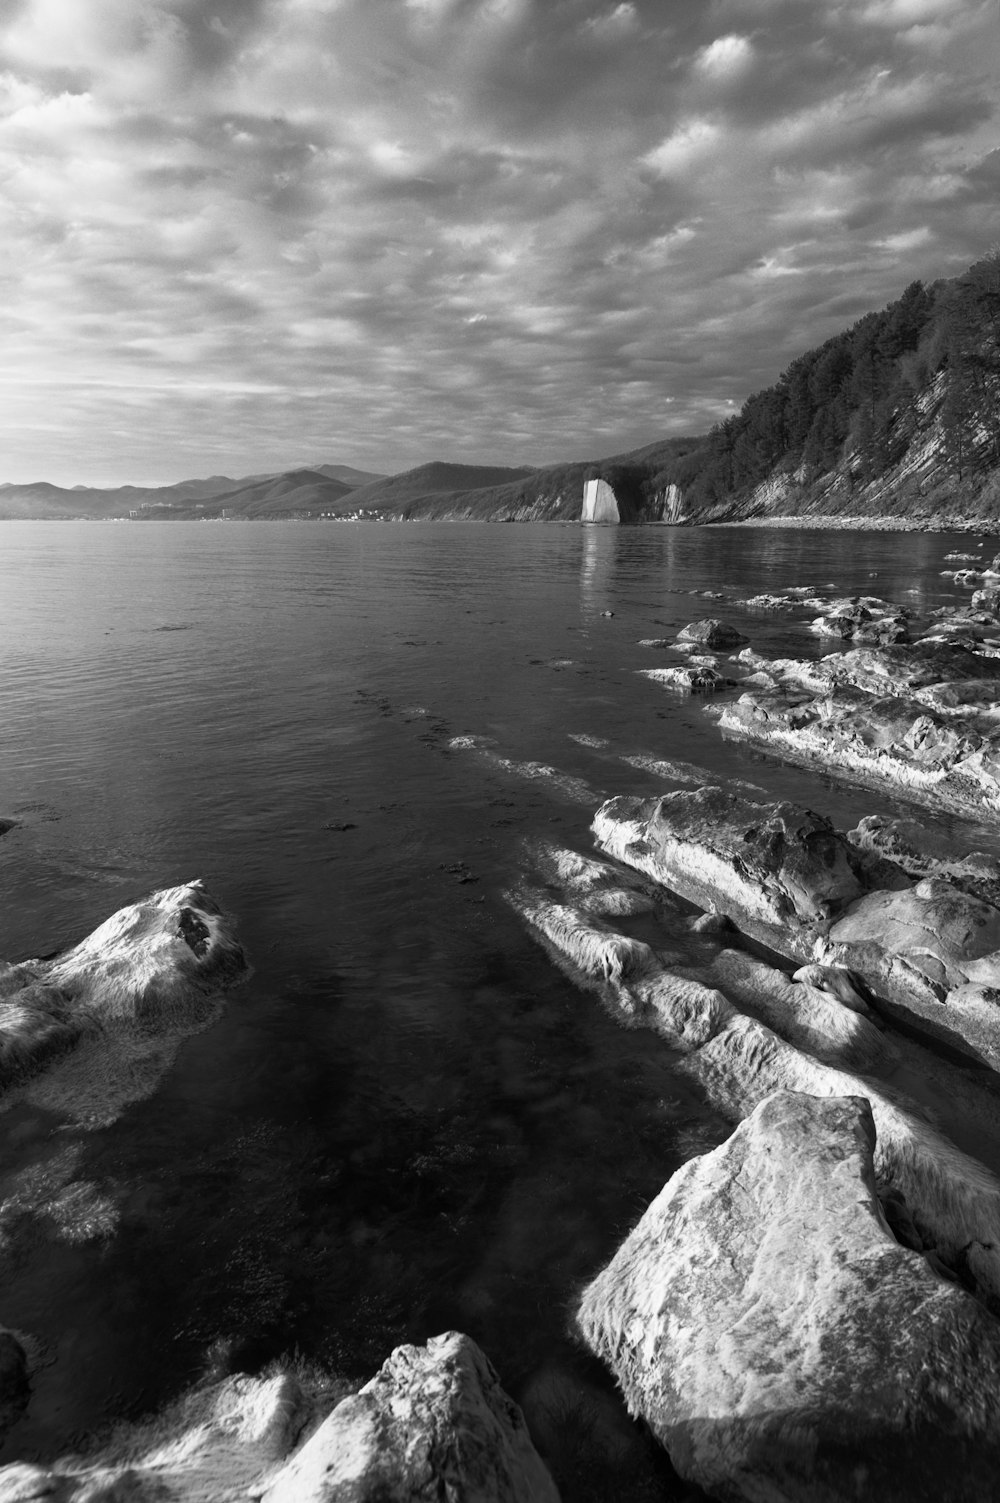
[8,556,1000,1499]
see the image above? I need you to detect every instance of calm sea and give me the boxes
[0,520,995,1496]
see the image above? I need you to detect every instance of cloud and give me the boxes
[0,0,996,483]
[695,33,754,78]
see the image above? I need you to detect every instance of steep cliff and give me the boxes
[644,253,1000,528]
[395,253,1000,528]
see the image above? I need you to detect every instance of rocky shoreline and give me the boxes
[505,574,1000,1499]
[721,515,998,532]
[9,564,1000,1499]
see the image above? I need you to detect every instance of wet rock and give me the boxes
[262,1333,559,1503]
[525,841,662,918]
[577,1091,1000,1503]
[699,949,887,1071]
[846,815,1000,905]
[717,685,1000,820]
[592,785,901,957]
[640,665,736,693]
[675,619,748,650]
[0,882,248,1093]
[511,876,1000,1303]
[818,877,1000,1066]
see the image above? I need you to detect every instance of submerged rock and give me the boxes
[577,1090,1000,1503]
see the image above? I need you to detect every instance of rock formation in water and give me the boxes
[1,1333,559,1503]
[507,835,1000,1307]
[0,881,248,1093]
[581,477,619,523]
[712,631,1000,821]
[577,1090,1000,1503]
[591,785,904,958]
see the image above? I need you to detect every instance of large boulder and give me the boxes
[592,785,901,957]
[577,1090,1000,1503]
[262,1332,559,1503]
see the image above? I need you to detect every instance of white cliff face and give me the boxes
[581,479,620,523]
[577,1090,1000,1503]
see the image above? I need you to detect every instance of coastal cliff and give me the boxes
[3,254,997,529]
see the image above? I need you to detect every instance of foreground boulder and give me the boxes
[0,1333,558,1502]
[577,1091,1000,1503]
[263,1333,559,1503]
[592,785,904,957]
[0,881,248,1091]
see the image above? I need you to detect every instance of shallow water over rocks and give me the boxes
[2,519,1000,1497]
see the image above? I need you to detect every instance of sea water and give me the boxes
[0,519,995,1495]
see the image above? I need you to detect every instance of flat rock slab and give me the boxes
[592,785,902,957]
[578,1090,1000,1503]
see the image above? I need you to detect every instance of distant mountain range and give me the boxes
[0,464,386,520]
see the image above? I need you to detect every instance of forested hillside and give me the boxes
[661,252,1000,522]
[392,252,1000,526]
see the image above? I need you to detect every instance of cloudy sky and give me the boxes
[1,0,997,486]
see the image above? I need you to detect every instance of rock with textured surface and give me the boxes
[592,785,901,956]
[262,1332,559,1503]
[0,1336,556,1503]
[577,1090,1000,1503]
[818,876,1000,1065]
[676,619,748,649]
[0,882,248,1097]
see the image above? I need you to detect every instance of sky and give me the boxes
[1,0,998,486]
